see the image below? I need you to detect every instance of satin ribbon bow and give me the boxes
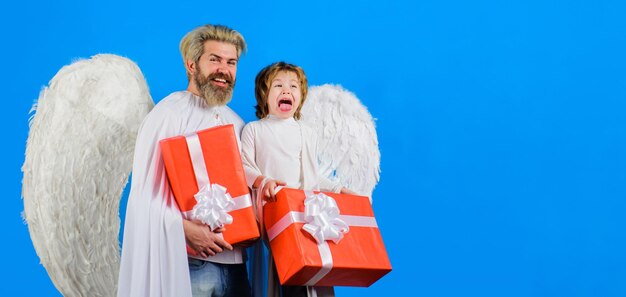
[303,193,350,244]
[191,183,235,230]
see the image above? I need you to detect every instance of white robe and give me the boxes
[117,91,245,297]
[241,116,340,297]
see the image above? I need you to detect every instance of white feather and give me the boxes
[22,54,153,296]
[301,84,380,199]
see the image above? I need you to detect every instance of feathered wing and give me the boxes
[22,54,153,296]
[301,84,380,199]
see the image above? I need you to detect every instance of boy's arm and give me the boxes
[240,124,285,201]
[240,124,263,188]
[307,123,345,193]
[319,175,358,195]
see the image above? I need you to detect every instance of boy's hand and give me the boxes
[340,187,358,195]
[262,179,286,202]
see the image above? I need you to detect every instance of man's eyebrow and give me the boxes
[207,53,239,61]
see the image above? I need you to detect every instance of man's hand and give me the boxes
[182,219,233,258]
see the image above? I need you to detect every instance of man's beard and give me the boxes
[194,68,235,106]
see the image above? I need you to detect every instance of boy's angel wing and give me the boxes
[21,54,153,296]
[301,84,380,198]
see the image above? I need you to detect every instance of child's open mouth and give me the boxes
[278,98,293,112]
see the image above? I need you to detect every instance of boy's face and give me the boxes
[267,71,302,119]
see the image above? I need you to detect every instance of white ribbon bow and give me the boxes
[191,183,235,230]
[303,193,349,244]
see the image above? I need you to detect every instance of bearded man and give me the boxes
[118,24,252,297]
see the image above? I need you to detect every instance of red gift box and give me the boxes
[264,188,392,287]
[160,124,259,252]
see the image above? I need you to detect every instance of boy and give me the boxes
[241,61,355,297]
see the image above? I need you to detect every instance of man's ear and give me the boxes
[186,59,196,75]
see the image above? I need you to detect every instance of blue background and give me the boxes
[2,0,626,296]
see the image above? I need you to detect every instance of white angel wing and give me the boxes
[22,54,153,296]
[301,84,380,198]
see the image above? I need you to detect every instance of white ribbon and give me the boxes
[191,183,235,230]
[183,132,252,230]
[302,192,349,244]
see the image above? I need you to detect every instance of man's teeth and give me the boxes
[213,78,227,83]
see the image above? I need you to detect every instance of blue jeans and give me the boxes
[188,258,252,297]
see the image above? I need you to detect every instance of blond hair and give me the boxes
[180,24,247,80]
[254,61,308,120]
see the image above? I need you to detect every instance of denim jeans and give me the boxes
[188,258,252,297]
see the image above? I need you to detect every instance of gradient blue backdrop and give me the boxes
[2,0,625,296]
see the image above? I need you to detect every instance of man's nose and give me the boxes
[216,61,230,74]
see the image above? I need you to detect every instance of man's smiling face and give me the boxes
[192,40,239,106]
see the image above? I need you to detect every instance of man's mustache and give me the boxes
[207,72,234,86]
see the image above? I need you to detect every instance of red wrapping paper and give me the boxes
[264,188,392,287]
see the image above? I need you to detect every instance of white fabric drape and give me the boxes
[117,91,245,297]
